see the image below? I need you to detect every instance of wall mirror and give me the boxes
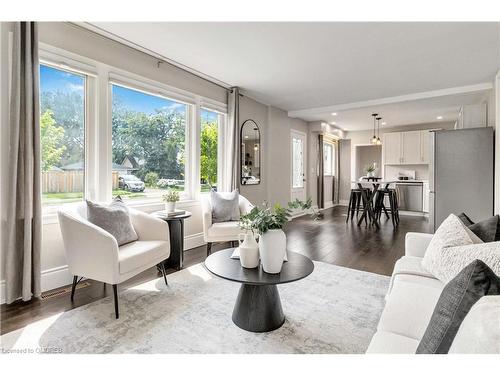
[240,119,261,185]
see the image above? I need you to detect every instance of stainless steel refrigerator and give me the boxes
[429,127,494,232]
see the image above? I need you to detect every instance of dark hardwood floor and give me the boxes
[0,205,430,335]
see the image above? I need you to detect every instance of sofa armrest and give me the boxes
[405,232,433,258]
[129,208,169,242]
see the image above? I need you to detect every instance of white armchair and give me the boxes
[201,193,254,256]
[58,202,170,319]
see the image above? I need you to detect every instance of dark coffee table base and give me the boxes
[232,284,285,333]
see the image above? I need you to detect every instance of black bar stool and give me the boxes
[346,188,369,223]
[374,188,399,227]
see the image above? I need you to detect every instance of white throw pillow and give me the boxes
[449,296,500,354]
[421,213,490,282]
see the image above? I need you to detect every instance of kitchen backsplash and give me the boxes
[384,165,429,181]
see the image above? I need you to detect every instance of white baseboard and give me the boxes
[184,232,205,250]
[339,199,349,206]
[0,232,207,304]
[324,201,334,209]
[399,210,427,217]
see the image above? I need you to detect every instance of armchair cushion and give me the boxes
[207,221,242,238]
[87,196,138,246]
[210,189,241,223]
[118,240,170,275]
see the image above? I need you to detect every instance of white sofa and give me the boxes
[201,193,254,256]
[58,202,171,319]
[367,232,500,354]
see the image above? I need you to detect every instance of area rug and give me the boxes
[1,261,389,354]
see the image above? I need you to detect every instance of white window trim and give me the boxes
[39,43,228,221]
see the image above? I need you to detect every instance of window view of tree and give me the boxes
[200,109,219,192]
[39,64,85,209]
[111,84,187,201]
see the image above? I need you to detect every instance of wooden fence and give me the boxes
[42,171,120,193]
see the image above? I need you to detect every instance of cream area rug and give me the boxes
[1,261,389,354]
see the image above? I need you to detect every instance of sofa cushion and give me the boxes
[458,212,500,242]
[366,331,420,354]
[416,260,500,354]
[449,296,500,354]
[118,240,169,274]
[87,196,138,246]
[207,221,242,238]
[422,241,500,284]
[378,280,442,340]
[210,190,240,223]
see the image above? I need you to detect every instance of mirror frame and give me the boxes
[240,119,261,186]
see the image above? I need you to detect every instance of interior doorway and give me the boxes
[291,130,307,203]
[354,145,382,180]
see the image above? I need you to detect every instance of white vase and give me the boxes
[259,229,286,274]
[165,201,176,213]
[238,232,259,268]
[367,171,375,177]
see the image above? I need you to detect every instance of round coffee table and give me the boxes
[204,248,314,332]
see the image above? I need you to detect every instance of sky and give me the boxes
[40,64,219,122]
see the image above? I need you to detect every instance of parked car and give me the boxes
[118,175,145,192]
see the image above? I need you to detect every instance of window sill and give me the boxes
[42,199,201,225]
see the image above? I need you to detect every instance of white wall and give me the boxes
[496,71,500,215]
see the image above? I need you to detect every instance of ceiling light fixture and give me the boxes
[331,112,338,116]
[381,121,387,125]
[376,117,382,145]
[330,121,336,125]
[370,113,378,144]
[436,116,443,120]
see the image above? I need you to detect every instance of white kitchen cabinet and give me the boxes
[422,181,430,213]
[402,131,421,164]
[383,130,430,165]
[420,130,430,164]
[383,132,402,165]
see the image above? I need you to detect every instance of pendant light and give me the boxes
[376,116,382,145]
[370,113,378,143]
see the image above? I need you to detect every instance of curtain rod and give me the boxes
[67,22,236,94]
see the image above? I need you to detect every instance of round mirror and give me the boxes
[240,119,261,185]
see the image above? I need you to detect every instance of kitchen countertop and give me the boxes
[394,180,428,183]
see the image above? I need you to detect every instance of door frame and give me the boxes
[290,129,308,203]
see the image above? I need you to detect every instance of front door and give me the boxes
[291,130,307,205]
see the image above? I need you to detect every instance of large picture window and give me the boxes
[200,108,219,192]
[111,84,188,202]
[40,64,86,211]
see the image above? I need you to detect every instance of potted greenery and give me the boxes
[365,162,377,177]
[288,197,323,220]
[162,189,180,213]
[239,203,291,273]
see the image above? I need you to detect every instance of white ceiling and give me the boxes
[87,22,500,127]
[319,90,492,131]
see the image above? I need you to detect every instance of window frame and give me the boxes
[38,52,98,216]
[39,43,228,221]
[109,81,192,203]
[199,106,226,194]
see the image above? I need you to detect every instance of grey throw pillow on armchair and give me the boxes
[87,196,138,246]
[210,190,240,223]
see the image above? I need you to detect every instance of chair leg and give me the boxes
[346,192,353,222]
[160,262,168,286]
[70,275,78,301]
[206,242,212,256]
[113,284,119,319]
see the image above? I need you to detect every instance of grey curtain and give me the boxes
[333,141,340,204]
[5,22,42,303]
[226,87,240,191]
[317,134,324,209]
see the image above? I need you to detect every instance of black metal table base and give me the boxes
[232,284,285,333]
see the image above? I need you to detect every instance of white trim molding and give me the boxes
[288,83,494,118]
